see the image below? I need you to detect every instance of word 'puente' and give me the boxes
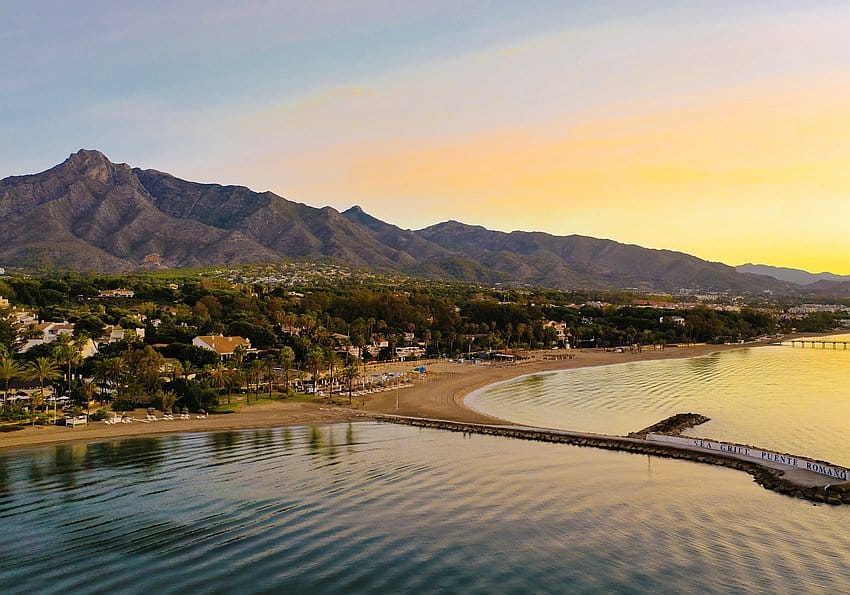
[376,412,850,505]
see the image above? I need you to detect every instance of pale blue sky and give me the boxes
[3,0,816,173]
[2,1,849,272]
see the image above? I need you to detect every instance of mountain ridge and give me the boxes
[0,149,816,294]
[736,263,850,286]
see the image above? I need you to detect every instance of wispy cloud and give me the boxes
[3,1,850,272]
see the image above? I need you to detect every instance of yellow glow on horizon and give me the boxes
[275,79,850,274]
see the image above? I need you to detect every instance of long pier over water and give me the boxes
[377,413,850,505]
[785,339,850,349]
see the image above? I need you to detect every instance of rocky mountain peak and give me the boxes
[61,149,132,184]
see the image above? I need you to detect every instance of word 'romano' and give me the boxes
[646,434,848,482]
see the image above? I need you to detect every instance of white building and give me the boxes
[101,325,146,344]
[395,346,425,359]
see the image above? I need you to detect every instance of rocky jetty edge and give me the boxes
[376,413,850,505]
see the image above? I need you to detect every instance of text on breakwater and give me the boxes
[646,434,849,481]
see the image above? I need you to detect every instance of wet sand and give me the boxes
[0,342,753,451]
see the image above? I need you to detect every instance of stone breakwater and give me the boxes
[630,413,711,438]
[376,415,850,505]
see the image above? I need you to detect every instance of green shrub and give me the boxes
[89,409,109,421]
[0,409,28,423]
[164,378,219,412]
[112,398,137,412]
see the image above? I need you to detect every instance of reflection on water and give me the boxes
[0,455,9,497]
[308,425,323,453]
[326,427,338,457]
[467,337,850,463]
[280,427,293,450]
[209,430,242,458]
[84,437,169,470]
[251,428,275,451]
[1,423,850,594]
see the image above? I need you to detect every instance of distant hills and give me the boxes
[736,263,850,286]
[0,149,838,295]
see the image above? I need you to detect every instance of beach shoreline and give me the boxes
[0,340,770,452]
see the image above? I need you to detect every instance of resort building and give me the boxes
[395,346,425,359]
[98,288,135,298]
[19,321,76,353]
[544,320,572,348]
[100,325,146,344]
[17,321,97,357]
[192,335,252,359]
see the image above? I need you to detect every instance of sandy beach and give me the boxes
[0,342,760,451]
[360,342,758,421]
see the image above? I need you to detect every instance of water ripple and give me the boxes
[467,341,850,464]
[2,419,850,593]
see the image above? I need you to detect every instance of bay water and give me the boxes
[467,335,850,464]
[2,338,849,593]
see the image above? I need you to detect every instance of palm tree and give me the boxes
[262,355,277,398]
[304,349,325,393]
[232,344,247,370]
[278,346,294,391]
[326,351,342,391]
[181,360,198,380]
[0,354,23,411]
[54,335,83,397]
[341,365,360,405]
[209,363,232,404]
[248,359,265,398]
[80,380,98,417]
[92,358,109,402]
[230,366,245,403]
[160,389,179,414]
[170,359,185,382]
[102,356,127,402]
[24,357,61,425]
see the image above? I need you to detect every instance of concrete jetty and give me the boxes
[376,413,850,505]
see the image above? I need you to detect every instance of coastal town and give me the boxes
[0,264,847,434]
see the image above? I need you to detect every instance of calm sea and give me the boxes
[467,334,850,464]
[1,337,849,593]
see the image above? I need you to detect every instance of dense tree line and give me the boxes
[2,268,846,421]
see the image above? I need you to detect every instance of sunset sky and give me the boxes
[3,1,849,273]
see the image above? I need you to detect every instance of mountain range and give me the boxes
[0,149,835,295]
[736,263,850,286]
